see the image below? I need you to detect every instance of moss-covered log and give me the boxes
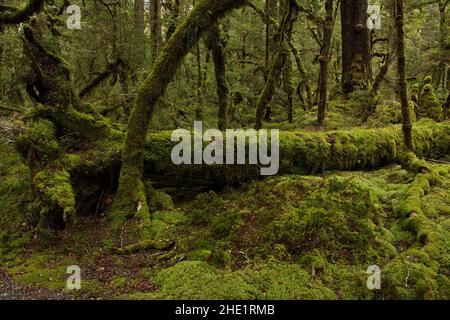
[141,120,450,188]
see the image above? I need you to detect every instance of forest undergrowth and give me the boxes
[1,105,449,300]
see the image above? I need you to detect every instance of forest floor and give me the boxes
[1,110,450,299]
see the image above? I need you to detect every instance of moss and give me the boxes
[147,261,336,300]
[238,262,336,300]
[211,208,241,238]
[109,276,127,289]
[0,144,32,263]
[145,181,174,211]
[423,75,433,85]
[16,119,59,165]
[151,261,256,299]
[382,254,448,299]
[420,84,443,121]
[33,168,76,227]
[8,254,71,291]
[187,249,212,262]
[141,122,450,187]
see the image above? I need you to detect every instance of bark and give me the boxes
[195,41,204,120]
[317,0,334,127]
[166,0,181,41]
[283,53,294,122]
[395,0,415,152]
[263,0,278,121]
[289,41,313,110]
[150,0,162,65]
[112,0,249,243]
[207,23,229,130]
[340,0,372,96]
[255,0,298,130]
[133,0,146,67]
[435,0,448,91]
[17,22,119,232]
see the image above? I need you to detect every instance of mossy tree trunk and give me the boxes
[289,41,313,110]
[255,0,298,130]
[263,0,278,121]
[340,0,372,96]
[207,22,229,131]
[17,19,120,233]
[112,0,249,244]
[395,0,415,152]
[133,0,146,68]
[150,0,162,66]
[435,0,448,92]
[317,0,334,127]
[195,40,204,120]
[166,0,181,41]
[283,53,295,123]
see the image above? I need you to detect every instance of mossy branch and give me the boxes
[0,0,45,25]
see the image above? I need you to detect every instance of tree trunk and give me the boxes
[195,41,204,120]
[435,0,448,91]
[255,0,298,130]
[150,0,162,65]
[289,42,313,110]
[264,0,278,121]
[340,0,372,96]
[395,0,415,152]
[133,0,146,68]
[317,0,334,126]
[207,23,229,130]
[166,0,181,41]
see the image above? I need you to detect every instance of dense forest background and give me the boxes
[0,0,449,300]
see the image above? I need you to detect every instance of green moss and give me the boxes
[187,249,212,262]
[239,262,336,299]
[211,208,241,238]
[420,84,443,121]
[382,253,448,299]
[151,261,256,299]
[145,261,337,300]
[8,254,71,291]
[17,119,59,164]
[0,144,31,261]
[109,276,127,289]
[33,168,76,226]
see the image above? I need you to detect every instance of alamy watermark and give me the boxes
[171,121,280,176]
[367,5,381,30]
[67,5,81,30]
[366,265,381,290]
[66,265,81,290]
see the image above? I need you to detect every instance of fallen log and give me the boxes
[142,120,450,188]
